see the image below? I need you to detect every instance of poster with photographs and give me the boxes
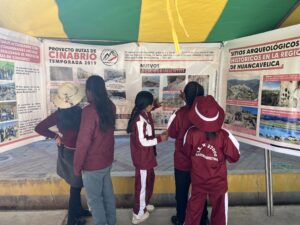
[0,28,45,152]
[43,40,135,129]
[221,25,300,152]
[43,40,221,131]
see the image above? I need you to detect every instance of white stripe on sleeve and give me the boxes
[167,110,178,128]
[223,128,240,153]
[183,126,194,145]
[136,116,158,147]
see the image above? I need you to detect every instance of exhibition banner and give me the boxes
[220,25,300,155]
[0,28,45,152]
[43,40,221,131]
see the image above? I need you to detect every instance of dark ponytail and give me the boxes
[205,132,217,141]
[86,75,115,132]
[184,81,204,106]
[127,91,153,133]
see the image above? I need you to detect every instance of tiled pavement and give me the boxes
[2,206,300,225]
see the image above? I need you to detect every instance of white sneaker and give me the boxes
[146,204,155,212]
[132,211,150,224]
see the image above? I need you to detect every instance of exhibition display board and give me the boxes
[43,40,220,131]
[0,28,45,152]
[220,25,300,155]
[0,25,299,155]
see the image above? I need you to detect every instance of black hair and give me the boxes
[57,105,82,132]
[86,75,115,132]
[205,132,217,141]
[127,91,154,133]
[184,81,204,106]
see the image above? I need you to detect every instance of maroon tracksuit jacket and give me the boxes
[167,105,192,171]
[130,111,162,216]
[183,128,240,225]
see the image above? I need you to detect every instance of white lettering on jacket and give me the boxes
[195,143,218,161]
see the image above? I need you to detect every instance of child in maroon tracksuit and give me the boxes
[127,91,168,224]
[183,95,240,225]
[167,82,208,225]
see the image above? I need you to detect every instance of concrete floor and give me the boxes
[1,206,300,225]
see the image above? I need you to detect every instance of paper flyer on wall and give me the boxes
[220,25,300,153]
[43,40,220,131]
[0,28,45,152]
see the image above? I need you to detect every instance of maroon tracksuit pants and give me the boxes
[133,168,155,216]
[185,192,228,225]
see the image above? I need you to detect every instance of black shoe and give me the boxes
[171,215,183,225]
[78,209,92,217]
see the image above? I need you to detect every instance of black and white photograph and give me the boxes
[0,121,18,143]
[104,69,126,83]
[0,61,14,80]
[107,90,126,102]
[142,76,160,99]
[0,102,17,122]
[77,67,92,80]
[0,82,16,101]
[50,66,73,81]
[162,75,185,91]
[227,76,260,101]
[142,76,160,87]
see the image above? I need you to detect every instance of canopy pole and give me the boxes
[264,149,274,216]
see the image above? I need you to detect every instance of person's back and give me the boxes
[168,81,209,225]
[75,102,115,171]
[183,95,240,225]
[187,128,239,193]
[130,110,158,170]
[127,91,168,224]
[74,75,116,225]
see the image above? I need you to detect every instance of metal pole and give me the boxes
[264,149,274,216]
[268,150,274,215]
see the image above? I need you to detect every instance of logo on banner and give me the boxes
[100,49,118,66]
